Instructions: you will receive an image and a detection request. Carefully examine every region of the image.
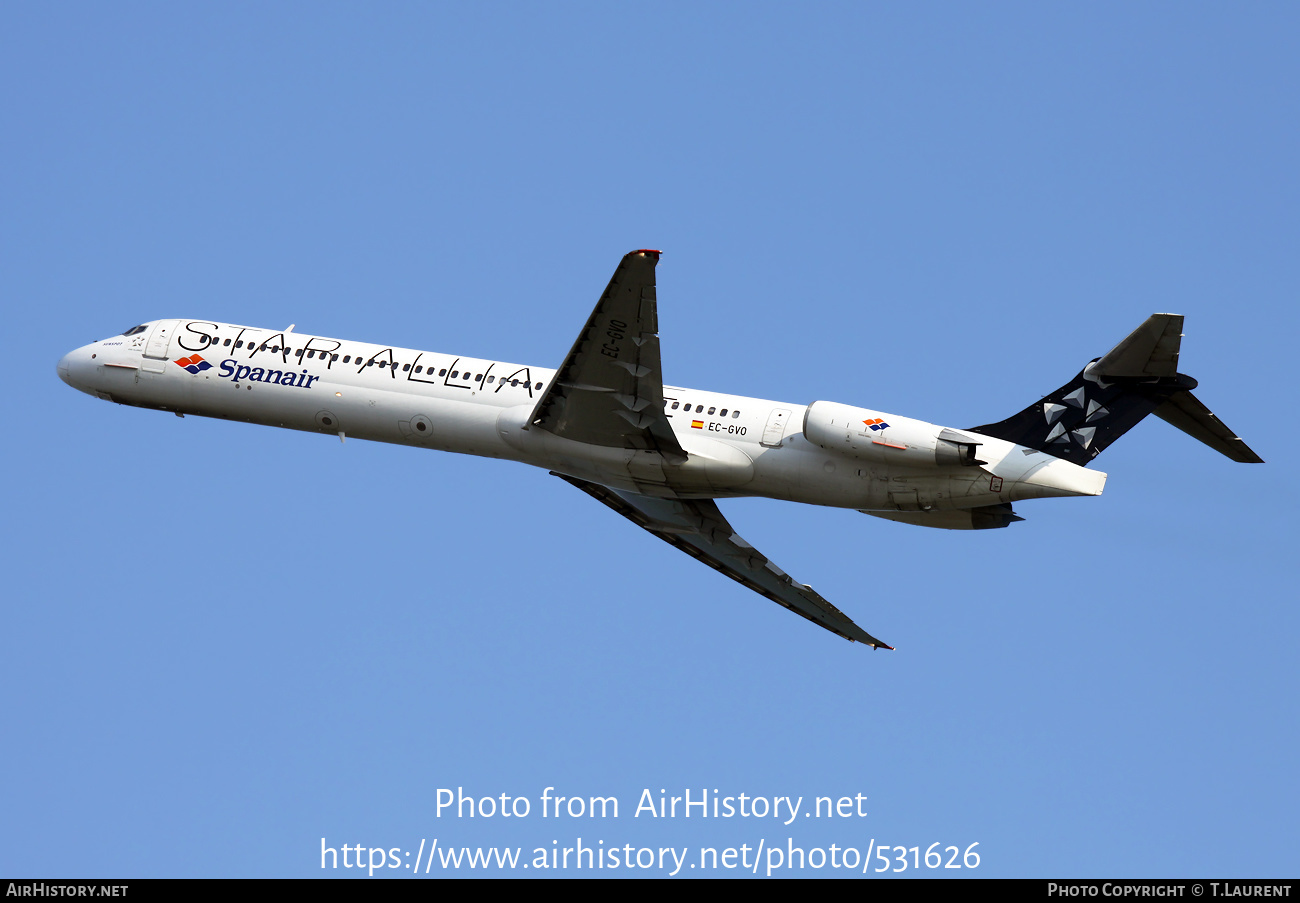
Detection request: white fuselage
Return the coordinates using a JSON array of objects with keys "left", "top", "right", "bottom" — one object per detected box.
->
[{"left": 58, "top": 318, "right": 1105, "bottom": 512}]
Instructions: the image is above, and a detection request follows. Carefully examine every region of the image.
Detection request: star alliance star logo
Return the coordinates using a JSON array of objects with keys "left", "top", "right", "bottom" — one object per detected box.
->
[{"left": 1043, "top": 385, "right": 1108, "bottom": 449}]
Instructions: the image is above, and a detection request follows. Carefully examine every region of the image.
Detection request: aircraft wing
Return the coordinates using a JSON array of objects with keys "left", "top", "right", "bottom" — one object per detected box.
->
[
  {"left": 526, "top": 250, "right": 687, "bottom": 463},
  {"left": 555, "top": 473, "right": 893, "bottom": 649}
]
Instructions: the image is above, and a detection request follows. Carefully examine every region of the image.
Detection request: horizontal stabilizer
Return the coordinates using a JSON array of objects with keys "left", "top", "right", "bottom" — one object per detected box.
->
[
  {"left": 1094, "top": 313, "right": 1184, "bottom": 378},
  {"left": 1153, "top": 390, "right": 1264, "bottom": 463},
  {"left": 860, "top": 504, "right": 1024, "bottom": 530}
]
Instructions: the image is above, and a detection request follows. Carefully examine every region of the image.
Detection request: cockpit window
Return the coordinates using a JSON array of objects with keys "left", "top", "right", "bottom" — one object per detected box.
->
[{"left": 122, "top": 325, "right": 147, "bottom": 337}]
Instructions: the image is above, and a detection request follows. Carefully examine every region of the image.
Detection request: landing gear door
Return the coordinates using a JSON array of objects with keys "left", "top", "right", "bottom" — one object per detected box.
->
[
  {"left": 141, "top": 319, "right": 181, "bottom": 373},
  {"left": 761, "top": 408, "right": 791, "bottom": 448}
]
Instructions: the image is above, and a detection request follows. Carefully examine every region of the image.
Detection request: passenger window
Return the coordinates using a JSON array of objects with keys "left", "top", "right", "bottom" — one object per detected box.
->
[
  {"left": 511, "top": 379, "right": 519, "bottom": 387},
  {"left": 671, "top": 402, "right": 679, "bottom": 410},
  {"left": 343, "top": 355, "right": 351, "bottom": 363},
  {"left": 439, "top": 369, "right": 447, "bottom": 376},
  {"left": 403, "top": 363, "right": 411, "bottom": 372},
  {"left": 486, "top": 376, "right": 495, "bottom": 383},
  {"left": 235, "top": 341, "right": 243, "bottom": 348},
  {"left": 535, "top": 382, "right": 542, "bottom": 390},
  {"left": 451, "top": 371, "right": 458, "bottom": 378},
  {"left": 696, "top": 405, "right": 704, "bottom": 413},
  {"left": 708, "top": 407, "right": 716, "bottom": 415},
  {"left": 223, "top": 338, "right": 231, "bottom": 346},
  {"left": 732, "top": 410, "right": 740, "bottom": 418},
  {"left": 331, "top": 354, "right": 339, "bottom": 362},
  {"left": 720, "top": 408, "right": 728, "bottom": 416}
]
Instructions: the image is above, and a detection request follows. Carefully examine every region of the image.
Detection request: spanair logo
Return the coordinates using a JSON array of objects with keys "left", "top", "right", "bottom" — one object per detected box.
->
[
  {"left": 175, "top": 354, "right": 212, "bottom": 374},
  {"left": 216, "top": 359, "right": 321, "bottom": 390},
  {"left": 863, "top": 418, "right": 890, "bottom": 431}
]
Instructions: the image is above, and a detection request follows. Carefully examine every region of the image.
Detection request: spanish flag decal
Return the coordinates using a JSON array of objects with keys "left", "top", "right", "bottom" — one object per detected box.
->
[{"left": 691, "top": 420, "right": 704, "bottom": 429}]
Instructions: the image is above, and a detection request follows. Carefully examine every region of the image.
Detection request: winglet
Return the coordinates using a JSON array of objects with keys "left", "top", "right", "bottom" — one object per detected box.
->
[{"left": 630, "top": 249, "right": 662, "bottom": 261}]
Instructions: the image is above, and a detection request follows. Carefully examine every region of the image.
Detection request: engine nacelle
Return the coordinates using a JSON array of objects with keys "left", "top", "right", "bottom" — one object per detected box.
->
[{"left": 802, "top": 400, "right": 986, "bottom": 469}]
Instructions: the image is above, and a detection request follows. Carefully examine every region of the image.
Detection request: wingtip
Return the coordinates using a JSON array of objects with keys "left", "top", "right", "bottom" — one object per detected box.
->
[{"left": 629, "top": 249, "right": 661, "bottom": 262}]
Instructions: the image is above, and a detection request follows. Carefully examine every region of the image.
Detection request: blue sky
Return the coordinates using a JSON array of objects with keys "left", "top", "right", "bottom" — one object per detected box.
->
[{"left": 3, "top": 3, "right": 1296, "bottom": 878}]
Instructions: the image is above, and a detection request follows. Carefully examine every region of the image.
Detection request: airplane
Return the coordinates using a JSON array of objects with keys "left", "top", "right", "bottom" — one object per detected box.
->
[{"left": 57, "top": 250, "right": 1262, "bottom": 650}]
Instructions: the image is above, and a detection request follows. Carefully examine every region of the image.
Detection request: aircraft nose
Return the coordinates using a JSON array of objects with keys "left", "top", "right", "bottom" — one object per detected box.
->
[{"left": 58, "top": 346, "right": 98, "bottom": 396}]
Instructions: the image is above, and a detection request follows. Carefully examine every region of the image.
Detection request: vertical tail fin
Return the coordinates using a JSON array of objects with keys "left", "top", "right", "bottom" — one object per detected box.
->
[{"left": 966, "top": 314, "right": 1262, "bottom": 465}]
